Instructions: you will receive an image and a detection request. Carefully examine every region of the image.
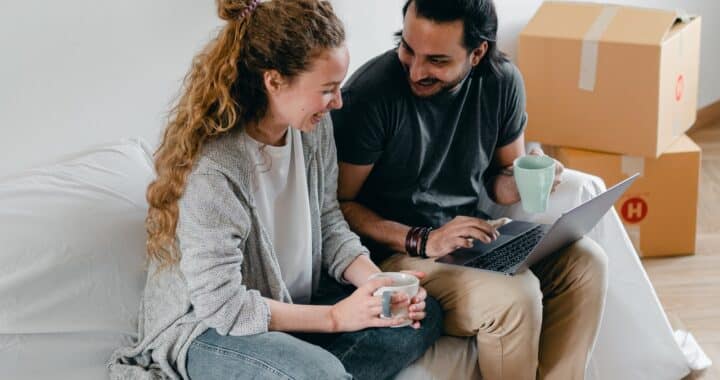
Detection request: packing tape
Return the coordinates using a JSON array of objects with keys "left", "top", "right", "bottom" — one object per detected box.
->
[
  {"left": 622, "top": 156, "right": 644, "bottom": 176},
  {"left": 578, "top": 6, "right": 619, "bottom": 92}
]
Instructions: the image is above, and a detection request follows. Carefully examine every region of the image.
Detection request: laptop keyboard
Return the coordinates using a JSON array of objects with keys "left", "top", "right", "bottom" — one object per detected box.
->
[{"left": 466, "top": 225, "right": 545, "bottom": 273}]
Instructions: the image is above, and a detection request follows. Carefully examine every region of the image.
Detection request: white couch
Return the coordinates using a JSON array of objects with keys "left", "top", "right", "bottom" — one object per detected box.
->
[{"left": 0, "top": 139, "right": 697, "bottom": 379}]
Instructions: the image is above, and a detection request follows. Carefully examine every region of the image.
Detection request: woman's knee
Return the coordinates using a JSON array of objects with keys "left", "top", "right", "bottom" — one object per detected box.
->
[
  {"left": 291, "top": 343, "right": 350, "bottom": 380},
  {"left": 187, "top": 330, "right": 350, "bottom": 380},
  {"left": 379, "top": 296, "right": 444, "bottom": 361},
  {"left": 416, "top": 296, "right": 444, "bottom": 348},
  {"left": 421, "top": 296, "right": 444, "bottom": 343}
]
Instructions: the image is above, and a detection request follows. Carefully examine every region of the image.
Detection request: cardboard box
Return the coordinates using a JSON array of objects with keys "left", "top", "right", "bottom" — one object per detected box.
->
[
  {"left": 550, "top": 135, "right": 701, "bottom": 257},
  {"left": 519, "top": 2, "right": 701, "bottom": 157}
]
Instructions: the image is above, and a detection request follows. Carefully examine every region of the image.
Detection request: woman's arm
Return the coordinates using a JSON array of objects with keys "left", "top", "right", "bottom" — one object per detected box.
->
[
  {"left": 317, "top": 116, "right": 373, "bottom": 283},
  {"left": 266, "top": 276, "right": 406, "bottom": 333},
  {"left": 341, "top": 253, "right": 431, "bottom": 330},
  {"left": 265, "top": 299, "right": 336, "bottom": 332},
  {"left": 342, "top": 254, "right": 381, "bottom": 287}
]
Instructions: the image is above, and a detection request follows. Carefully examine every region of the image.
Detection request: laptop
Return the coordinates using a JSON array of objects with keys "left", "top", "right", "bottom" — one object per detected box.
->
[{"left": 436, "top": 173, "right": 639, "bottom": 275}]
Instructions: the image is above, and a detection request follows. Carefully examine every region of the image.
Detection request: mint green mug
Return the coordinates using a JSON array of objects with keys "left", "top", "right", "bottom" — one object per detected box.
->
[{"left": 513, "top": 155, "right": 556, "bottom": 213}]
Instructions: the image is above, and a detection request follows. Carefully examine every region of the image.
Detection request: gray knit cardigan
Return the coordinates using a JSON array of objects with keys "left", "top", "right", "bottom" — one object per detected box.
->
[{"left": 108, "top": 115, "right": 369, "bottom": 379}]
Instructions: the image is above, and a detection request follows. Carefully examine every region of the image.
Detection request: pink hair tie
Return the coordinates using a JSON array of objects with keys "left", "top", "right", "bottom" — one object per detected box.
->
[{"left": 239, "top": 0, "right": 263, "bottom": 20}]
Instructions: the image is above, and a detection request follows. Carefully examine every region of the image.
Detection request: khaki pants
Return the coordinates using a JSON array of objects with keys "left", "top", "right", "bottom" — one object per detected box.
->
[{"left": 380, "top": 237, "right": 608, "bottom": 380}]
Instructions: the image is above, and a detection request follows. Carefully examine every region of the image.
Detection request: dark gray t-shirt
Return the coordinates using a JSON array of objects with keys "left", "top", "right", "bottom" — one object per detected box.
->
[{"left": 332, "top": 50, "right": 526, "bottom": 258}]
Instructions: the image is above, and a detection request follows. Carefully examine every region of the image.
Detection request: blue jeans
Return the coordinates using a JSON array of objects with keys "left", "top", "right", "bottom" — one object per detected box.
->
[{"left": 186, "top": 278, "right": 444, "bottom": 380}]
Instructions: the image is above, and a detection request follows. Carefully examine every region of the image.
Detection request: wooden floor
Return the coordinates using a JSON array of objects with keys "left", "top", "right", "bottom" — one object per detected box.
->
[{"left": 643, "top": 122, "right": 720, "bottom": 380}]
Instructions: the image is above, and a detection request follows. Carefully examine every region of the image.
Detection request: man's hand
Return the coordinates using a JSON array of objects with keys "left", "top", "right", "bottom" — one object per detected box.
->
[
  {"left": 424, "top": 216, "right": 500, "bottom": 258},
  {"left": 528, "top": 147, "right": 564, "bottom": 192}
]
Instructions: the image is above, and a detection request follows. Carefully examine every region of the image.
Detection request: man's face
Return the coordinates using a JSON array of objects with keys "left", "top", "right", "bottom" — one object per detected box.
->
[{"left": 397, "top": 2, "right": 482, "bottom": 98}]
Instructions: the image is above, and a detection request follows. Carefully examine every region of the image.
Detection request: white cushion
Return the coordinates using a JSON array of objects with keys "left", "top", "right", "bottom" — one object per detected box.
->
[
  {"left": 0, "top": 139, "right": 154, "bottom": 379},
  {"left": 487, "top": 169, "right": 692, "bottom": 380},
  {"left": 0, "top": 144, "right": 694, "bottom": 380},
  {"left": 397, "top": 336, "right": 481, "bottom": 380}
]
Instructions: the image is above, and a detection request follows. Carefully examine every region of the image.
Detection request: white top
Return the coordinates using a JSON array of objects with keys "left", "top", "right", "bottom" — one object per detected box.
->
[{"left": 243, "top": 128, "right": 313, "bottom": 304}]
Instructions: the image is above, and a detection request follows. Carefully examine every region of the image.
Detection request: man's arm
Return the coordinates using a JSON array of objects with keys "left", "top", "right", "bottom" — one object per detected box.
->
[
  {"left": 338, "top": 162, "right": 499, "bottom": 258},
  {"left": 488, "top": 134, "right": 525, "bottom": 205},
  {"left": 337, "top": 162, "right": 411, "bottom": 253}
]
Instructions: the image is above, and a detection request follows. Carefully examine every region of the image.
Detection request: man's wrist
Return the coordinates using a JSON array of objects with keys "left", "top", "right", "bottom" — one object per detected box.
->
[
  {"left": 405, "top": 226, "right": 432, "bottom": 258},
  {"left": 492, "top": 172, "right": 521, "bottom": 205},
  {"left": 499, "top": 165, "right": 514, "bottom": 176}
]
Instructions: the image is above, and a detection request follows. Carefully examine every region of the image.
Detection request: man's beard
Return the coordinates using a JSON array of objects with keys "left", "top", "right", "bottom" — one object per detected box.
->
[{"left": 406, "top": 63, "right": 472, "bottom": 98}]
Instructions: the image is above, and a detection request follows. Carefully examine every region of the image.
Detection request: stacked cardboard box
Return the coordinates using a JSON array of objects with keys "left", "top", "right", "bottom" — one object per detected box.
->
[{"left": 518, "top": 2, "right": 702, "bottom": 257}]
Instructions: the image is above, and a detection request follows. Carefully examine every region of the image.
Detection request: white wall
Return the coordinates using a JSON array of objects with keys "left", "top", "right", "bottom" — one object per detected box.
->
[
  {"left": 332, "top": 0, "right": 719, "bottom": 106},
  {"left": 0, "top": 1, "right": 221, "bottom": 178},
  {"left": 331, "top": 0, "right": 406, "bottom": 78},
  {"left": 1, "top": 0, "right": 718, "bottom": 178}
]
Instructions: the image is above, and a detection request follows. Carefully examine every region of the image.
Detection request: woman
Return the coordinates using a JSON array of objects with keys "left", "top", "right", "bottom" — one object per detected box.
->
[{"left": 108, "top": 0, "right": 443, "bottom": 379}]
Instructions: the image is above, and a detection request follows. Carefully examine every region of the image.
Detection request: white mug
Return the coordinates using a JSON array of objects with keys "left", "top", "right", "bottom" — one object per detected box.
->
[{"left": 369, "top": 272, "right": 419, "bottom": 328}]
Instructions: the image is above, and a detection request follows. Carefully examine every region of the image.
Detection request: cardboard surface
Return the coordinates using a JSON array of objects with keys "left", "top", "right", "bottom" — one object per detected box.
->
[
  {"left": 519, "top": 2, "right": 701, "bottom": 157},
  {"left": 551, "top": 135, "right": 701, "bottom": 257}
]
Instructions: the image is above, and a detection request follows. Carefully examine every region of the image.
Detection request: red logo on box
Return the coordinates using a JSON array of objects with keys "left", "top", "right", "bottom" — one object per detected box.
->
[
  {"left": 621, "top": 197, "right": 648, "bottom": 224},
  {"left": 675, "top": 74, "right": 684, "bottom": 102}
]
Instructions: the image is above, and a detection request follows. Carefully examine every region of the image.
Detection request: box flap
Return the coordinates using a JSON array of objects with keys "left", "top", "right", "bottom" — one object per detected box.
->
[
  {"left": 664, "top": 15, "right": 699, "bottom": 42},
  {"left": 664, "top": 134, "right": 701, "bottom": 154},
  {"left": 521, "top": 2, "right": 605, "bottom": 41},
  {"left": 603, "top": 6, "right": 682, "bottom": 45},
  {"left": 521, "top": 1, "right": 686, "bottom": 46}
]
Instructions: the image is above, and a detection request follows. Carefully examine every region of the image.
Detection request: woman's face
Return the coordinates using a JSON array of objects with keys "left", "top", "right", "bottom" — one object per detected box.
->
[{"left": 266, "top": 45, "right": 349, "bottom": 132}]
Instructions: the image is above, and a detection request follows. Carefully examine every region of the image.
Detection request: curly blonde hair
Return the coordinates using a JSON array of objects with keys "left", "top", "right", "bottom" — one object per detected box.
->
[{"left": 146, "top": 0, "right": 345, "bottom": 269}]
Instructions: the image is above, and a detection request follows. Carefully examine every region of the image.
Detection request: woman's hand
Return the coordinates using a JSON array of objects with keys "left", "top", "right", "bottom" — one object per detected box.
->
[
  {"left": 329, "top": 277, "right": 410, "bottom": 332},
  {"left": 401, "top": 271, "right": 429, "bottom": 329}
]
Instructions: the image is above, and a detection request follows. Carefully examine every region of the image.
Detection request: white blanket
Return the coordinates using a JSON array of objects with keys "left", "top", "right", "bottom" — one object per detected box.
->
[
  {"left": 0, "top": 140, "right": 702, "bottom": 380},
  {"left": 492, "top": 170, "right": 693, "bottom": 380},
  {"left": 400, "top": 169, "right": 697, "bottom": 380}
]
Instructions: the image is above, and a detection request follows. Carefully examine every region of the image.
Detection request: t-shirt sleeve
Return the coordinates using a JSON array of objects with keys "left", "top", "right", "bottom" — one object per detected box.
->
[
  {"left": 331, "top": 89, "right": 387, "bottom": 165},
  {"left": 496, "top": 64, "right": 528, "bottom": 147}
]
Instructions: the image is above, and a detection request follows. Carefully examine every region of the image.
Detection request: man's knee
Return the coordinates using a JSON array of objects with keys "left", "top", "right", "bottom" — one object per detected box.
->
[
  {"left": 564, "top": 236, "right": 608, "bottom": 288},
  {"left": 487, "top": 278, "right": 543, "bottom": 334},
  {"left": 451, "top": 273, "right": 543, "bottom": 336}
]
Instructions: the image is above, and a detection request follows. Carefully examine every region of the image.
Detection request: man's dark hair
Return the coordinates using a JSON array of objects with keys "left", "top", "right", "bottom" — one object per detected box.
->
[{"left": 400, "top": 0, "right": 508, "bottom": 76}]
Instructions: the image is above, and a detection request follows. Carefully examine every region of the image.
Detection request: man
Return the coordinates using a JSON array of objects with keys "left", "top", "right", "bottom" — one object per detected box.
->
[{"left": 331, "top": 1, "right": 608, "bottom": 379}]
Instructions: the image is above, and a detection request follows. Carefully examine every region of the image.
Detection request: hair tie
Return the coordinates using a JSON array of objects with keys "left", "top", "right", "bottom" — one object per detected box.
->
[{"left": 239, "top": 0, "right": 268, "bottom": 20}]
